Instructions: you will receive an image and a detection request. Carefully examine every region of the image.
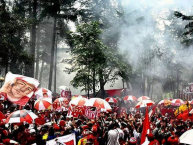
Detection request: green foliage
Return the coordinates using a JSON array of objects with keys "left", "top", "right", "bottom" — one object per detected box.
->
[
  {"left": 0, "top": 1, "right": 33, "bottom": 74},
  {"left": 174, "top": 11, "right": 193, "bottom": 46},
  {"left": 66, "top": 21, "right": 132, "bottom": 95}
]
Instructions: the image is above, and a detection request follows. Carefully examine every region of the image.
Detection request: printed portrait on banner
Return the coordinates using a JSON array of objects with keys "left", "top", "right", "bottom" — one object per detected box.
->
[{"left": 0, "top": 72, "right": 39, "bottom": 106}]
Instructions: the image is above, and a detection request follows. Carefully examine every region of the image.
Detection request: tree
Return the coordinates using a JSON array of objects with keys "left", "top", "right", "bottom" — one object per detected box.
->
[
  {"left": 174, "top": 11, "right": 193, "bottom": 46},
  {"left": 66, "top": 21, "right": 132, "bottom": 98},
  {"left": 39, "top": 0, "right": 79, "bottom": 91},
  {"left": 0, "top": 0, "right": 33, "bottom": 75}
]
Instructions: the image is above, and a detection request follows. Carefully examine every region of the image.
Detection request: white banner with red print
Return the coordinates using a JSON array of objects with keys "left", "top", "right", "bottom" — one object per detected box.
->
[
  {"left": 46, "top": 133, "right": 76, "bottom": 145},
  {"left": 59, "top": 86, "right": 71, "bottom": 100}
]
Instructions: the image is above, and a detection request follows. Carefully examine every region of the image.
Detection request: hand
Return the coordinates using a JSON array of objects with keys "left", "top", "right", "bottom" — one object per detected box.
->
[{"left": 0, "top": 80, "right": 12, "bottom": 93}]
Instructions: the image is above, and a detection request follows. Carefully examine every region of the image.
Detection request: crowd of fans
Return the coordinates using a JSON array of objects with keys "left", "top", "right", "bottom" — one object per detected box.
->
[{"left": 0, "top": 98, "right": 192, "bottom": 145}]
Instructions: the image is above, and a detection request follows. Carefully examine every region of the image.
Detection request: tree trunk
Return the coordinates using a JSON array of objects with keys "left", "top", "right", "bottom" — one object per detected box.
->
[
  {"left": 141, "top": 72, "right": 145, "bottom": 95},
  {"left": 54, "top": 33, "right": 58, "bottom": 94},
  {"left": 48, "top": 16, "right": 57, "bottom": 90},
  {"left": 99, "top": 69, "right": 105, "bottom": 99},
  {"left": 126, "top": 81, "right": 132, "bottom": 95},
  {"left": 29, "top": 0, "right": 37, "bottom": 77},
  {"left": 93, "top": 68, "right": 95, "bottom": 97},
  {"left": 39, "top": 60, "right": 44, "bottom": 85},
  {"left": 35, "top": 26, "right": 40, "bottom": 79}
]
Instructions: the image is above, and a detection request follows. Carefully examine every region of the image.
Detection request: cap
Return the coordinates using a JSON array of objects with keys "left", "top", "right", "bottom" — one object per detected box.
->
[
  {"left": 147, "top": 133, "right": 154, "bottom": 138},
  {"left": 129, "top": 137, "right": 137, "bottom": 144},
  {"left": 59, "top": 120, "right": 65, "bottom": 126},
  {"left": 53, "top": 124, "right": 60, "bottom": 130},
  {"left": 30, "top": 129, "right": 36, "bottom": 134},
  {"left": 2, "top": 130, "right": 9, "bottom": 136}
]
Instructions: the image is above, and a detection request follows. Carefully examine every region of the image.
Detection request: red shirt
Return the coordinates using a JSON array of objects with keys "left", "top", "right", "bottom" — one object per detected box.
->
[
  {"left": 35, "top": 116, "right": 45, "bottom": 126},
  {"left": 148, "top": 139, "right": 160, "bottom": 145}
]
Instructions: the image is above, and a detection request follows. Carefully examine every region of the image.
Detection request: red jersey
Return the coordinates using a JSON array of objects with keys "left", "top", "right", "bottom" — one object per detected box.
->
[{"left": 149, "top": 139, "right": 160, "bottom": 145}]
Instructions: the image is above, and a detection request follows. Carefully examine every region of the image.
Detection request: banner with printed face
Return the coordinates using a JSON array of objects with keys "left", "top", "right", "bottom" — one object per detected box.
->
[
  {"left": 46, "top": 133, "right": 76, "bottom": 145},
  {"left": 59, "top": 86, "right": 71, "bottom": 100},
  {"left": 84, "top": 106, "right": 101, "bottom": 119},
  {"left": 0, "top": 72, "right": 39, "bottom": 106}
]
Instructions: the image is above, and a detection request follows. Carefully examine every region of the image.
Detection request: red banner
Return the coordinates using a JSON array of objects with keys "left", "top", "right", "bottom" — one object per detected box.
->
[
  {"left": 106, "top": 89, "right": 124, "bottom": 96},
  {"left": 84, "top": 106, "right": 101, "bottom": 119},
  {"left": 72, "top": 106, "right": 85, "bottom": 117}
]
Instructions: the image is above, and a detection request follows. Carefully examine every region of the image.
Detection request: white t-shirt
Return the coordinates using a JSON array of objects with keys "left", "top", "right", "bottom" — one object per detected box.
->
[{"left": 107, "top": 128, "right": 124, "bottom": 145}]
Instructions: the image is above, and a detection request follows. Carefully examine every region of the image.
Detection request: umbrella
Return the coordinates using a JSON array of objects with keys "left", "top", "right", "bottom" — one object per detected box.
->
[
  {"left": 85, "top": 98, "right": 112, "bottom": 112},
  {"left": 35, "top": 88, "right": 52, "bottom": 99},
  {"left": 179, "top": 129, "right": 193, "bottom": 145},
  {"left": 6, "top": 110, "right": 38, "bottom": 124},
  {"left": 158, "top": 99, "right": 171, "bottom": 105},
  {"left": 135, "top": 100, "right": 154, "bottom": 108},
  {"left": 69, "top": 97, "right": 88, "bottom": 106},
  {"left": 189, "top": 100, "right": 193, "bottom": 105},
  {"left": 71, "top": 95, "right": 87, "bottom": 100},
  {"left": 34, "top": 98, "right": 52, "bottom": 111},
  {"left": 137, "top": 96, "right": 150, "bottom": 101},
  {"left": 105, "top": 97, "right": 118, "bottom": 103},
  {"left": 171, "top": 99, "right": 184, "bottom": 106},
  {"left": 124, "top": 95, "right": 137, "bottom": 101}
]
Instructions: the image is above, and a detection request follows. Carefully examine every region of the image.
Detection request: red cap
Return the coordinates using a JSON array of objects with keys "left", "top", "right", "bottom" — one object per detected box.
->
[
  {"left": 3, "top": 139, "right": 10, "bottom": 143},
  {"left": 92, "top": 125, "right": 97, "bottom": 132},
  {"left": 167, "top": 136, "right": 179, "bottom": 144},
  {"left": 147, "top": 133, "right": 154, "bottom": 138},
  {"left": 87, "top": 134, "right": 94, "bottom": 139},
  {"left": 3, "top": 130, "right": 9, "bottom": 136},
  {"left": 59, "top": 120, "right": 65, "bottom": 126},
  {"left": 53, "top": 124, "right": 60, "bottom": 130},
  {"left": 82, "top": 125, "right": 89, "bottom": 130}
]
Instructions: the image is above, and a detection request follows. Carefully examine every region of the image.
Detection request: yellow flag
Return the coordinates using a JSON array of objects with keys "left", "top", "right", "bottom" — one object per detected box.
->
[{"left": 174, "top": 101, "right": 191, "bottom": 116}]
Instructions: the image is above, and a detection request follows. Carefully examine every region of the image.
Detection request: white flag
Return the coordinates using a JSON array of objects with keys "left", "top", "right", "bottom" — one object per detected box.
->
[{"left": 46, "top": 133, "right": 76, "bottom": 145}]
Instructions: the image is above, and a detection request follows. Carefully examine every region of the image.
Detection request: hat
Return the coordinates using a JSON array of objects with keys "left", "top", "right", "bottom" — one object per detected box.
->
[
  {"left": 92, "top": 126, "right": 97, "bottom": 132},
  {"left": 167, "top": 136, "right": 179, "bottom": 144},
  {"left": 53, "top": 124, "right": 60, "bottom": 130},
  {"left": 147, "top": 133, "right": 154, "bottom": 139},
  {"left": 83, "top": 129, "right": 90, "bottom": 136},
  {"left": 30, "top": 129, "right": 36, "bottom": 134},
  {"left": 59, "top": 120, "right": 65, "bottom": 126},
  {"left": 82, "top": 125, "right": 89, "bottom": 130},
  {"left": 3, "top": 139, "right": 18, "bottom": 144},
  {"left": 87, "top": 134, "right": 94, "bottom": 140},
  {"left": 129, "top": 137, "right": 137, "bottom": 144},
  {"left": 2, "top": 130, "right": 9, "bottom": 136}
]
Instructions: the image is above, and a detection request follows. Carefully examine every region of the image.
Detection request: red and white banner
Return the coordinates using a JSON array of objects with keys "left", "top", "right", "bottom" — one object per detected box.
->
[
  {"left": 84, "top": 106, "right": 101, "bottom": 119},
  {"left": 59, "top": 86, "right": 71, "bottom": 100},
  {"left": 52, "top": 98, "right": 69, "bottom": 111},
  {"left": 71, "top": 106, "right": 85, "bottom": 117},
  {"left": 46, "top": 133, "right": 76, "bottom": 145}
]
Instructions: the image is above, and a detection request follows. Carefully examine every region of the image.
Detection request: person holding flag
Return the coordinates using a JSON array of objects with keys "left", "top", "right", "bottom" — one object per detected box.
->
[{"left": 140, "top": 107, "right": 160, "bottom": 145}]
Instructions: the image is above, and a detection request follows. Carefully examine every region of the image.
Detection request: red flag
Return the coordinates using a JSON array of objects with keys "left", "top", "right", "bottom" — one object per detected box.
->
[
  {"left": 149, "top": 103, "right": 157, "bottom": 117},
  {"left": 140, "top": 107, "right": 150, "bottom": 145}
]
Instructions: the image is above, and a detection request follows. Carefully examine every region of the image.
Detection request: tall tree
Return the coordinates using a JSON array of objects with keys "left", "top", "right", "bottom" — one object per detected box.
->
[
  {"left": 0, "top": 0, "right": 33, "bottom": 75},
  {"left": 66, "top": 21, "right": 132, "bottom": 98}
]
